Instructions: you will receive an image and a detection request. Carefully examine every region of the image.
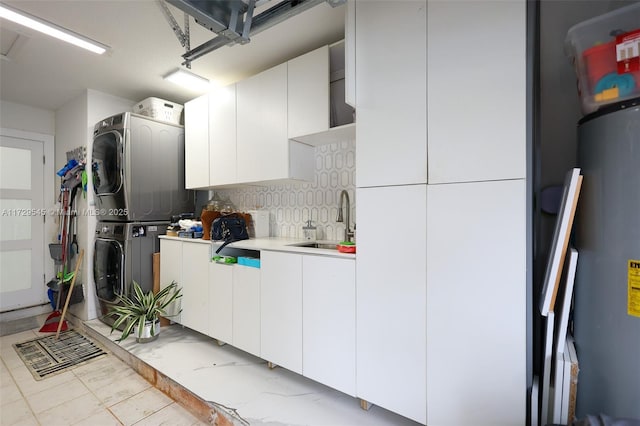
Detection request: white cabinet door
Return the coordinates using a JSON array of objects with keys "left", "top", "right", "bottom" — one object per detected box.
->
[
  {"left": 232, "top": 264, "right": 261, "bottom": 357},
  {"left": 302, "top": 255, "right": 356, "bottom": 396},
  {"left": 356, "top": 185, "right": 427, "bottom": 424},
  {"left": 236, "top": 64, "right": 288, "bottom": 183},
  {"left": 427, "top": 0, "right": 526, "bottom": 184},
  {"left": 345, "top": 0, "right": 356, "bottom": 107},
  {"left": 425, "top": 180, "right": 526, "bottom": 426},
  {"left": 209, "top": 262, "right": 233, "bottom": 343},
  {"left": 355, "top": 0, "right": 427, "bottom": 188},
  {"left": 260, "top": 251, "right": 303, "bottom": 374},
  {"left": 210, "top": 84, "right": 237, "bottom": 186},
  {"left": 159, "top": 239, "right": 183, "bottom": 322},
  {"left": 287, "top": 45, "right": 329, "bottom": 139},
  {"left": 184, "top": 94, "right": 210, "bottom": 189},
  {"left": 181, "top": 243, "right": 210, "bottom": 335}
]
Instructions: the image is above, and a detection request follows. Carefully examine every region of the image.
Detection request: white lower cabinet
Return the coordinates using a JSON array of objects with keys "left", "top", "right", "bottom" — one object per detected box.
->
[
  {"left": 302, "top": 256, "right": 356, "bottom": 396},
  {"left": 356, "top": 181, "right": 526, "bottom": 425},
  {"left": 232, "top": 264, "right": 261, "bottom": 357},
  {"left": 159, "top": 238, "right": 184, "bottom": 322},
  {"left": 260, "top": 251, "right": 303, "bottom": 374},
  {"left": 356, "top": 185, "right": 427, "bottom": 424},
  {"left": 161, "top": 240, "right": 364, "bottom": 407},
  {"left": 180, "top": 243, "right": 210, "bottom": 336},
  {"left": 209, "top": 262, "right": 233, "bottom": 344},
  {"left": 425, "top": 180, "right": 526, "bottom": 426}
]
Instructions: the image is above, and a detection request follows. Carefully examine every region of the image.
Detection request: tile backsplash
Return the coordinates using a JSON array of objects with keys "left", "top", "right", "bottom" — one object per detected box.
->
[{"left": 211, "top": 140, "right": 355, "bottom": 241}]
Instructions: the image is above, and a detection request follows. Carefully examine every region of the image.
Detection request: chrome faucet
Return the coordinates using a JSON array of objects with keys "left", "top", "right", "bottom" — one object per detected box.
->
[{"left": 336, "top": 190, "right": 354, "bottom": 242}]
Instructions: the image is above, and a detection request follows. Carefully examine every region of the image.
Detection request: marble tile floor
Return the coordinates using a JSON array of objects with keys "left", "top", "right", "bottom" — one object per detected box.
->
[
  {"left": 1, "top": 313, "right": 421, "bottom": 425},
  {"left": 81, "top": 318, "right": 422, "bottom": 426},
  {"left": 0, "top": 313, "right": 207, "bottom": 426}
]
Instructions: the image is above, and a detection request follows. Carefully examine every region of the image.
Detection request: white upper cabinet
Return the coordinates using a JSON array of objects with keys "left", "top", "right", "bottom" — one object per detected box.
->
[
  {"left": 186, "top": 43, "right": 365, "bottom": 188},
  {"left": 288, "top": 45, "right": 329, "bottom": 140},
  {"left": 427, "top": 0, "right": 526, "bottom": 184},
  {"left": 236, "top": 64, "right": 314, "bottom": 184},
  {"left": 184, "top": 94, "right": 209, "bottom": 189},
  {"left": 355, "top": 0, "right": 427, "bottom": 188},
  {"left": 288, "top": 42, "right": 356, "bottom": 147},
  {"left": 345, "top": 0, "right": 356, "bottom": 108},
  {"left": 209, "top": 84, "right": 237, "bottom": 186},
  {"left": 236, "top": 64, "right": 287, "bottom": 184}
]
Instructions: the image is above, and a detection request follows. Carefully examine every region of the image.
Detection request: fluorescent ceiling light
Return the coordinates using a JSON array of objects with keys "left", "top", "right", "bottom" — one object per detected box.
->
[
  {"left": 0, "top": 2, "right": 108, "bottom": 54},
  {"left": 164, "top": 68, "right": 211, "bottom": 92}
]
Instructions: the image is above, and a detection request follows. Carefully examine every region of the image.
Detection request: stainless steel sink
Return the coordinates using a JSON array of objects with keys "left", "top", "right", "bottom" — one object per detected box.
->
[{"left": 288, "top": 242, "right": 338, "bottom": 250}]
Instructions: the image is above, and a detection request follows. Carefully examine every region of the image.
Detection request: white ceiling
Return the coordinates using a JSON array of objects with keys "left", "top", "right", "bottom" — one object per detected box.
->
[{"left": 0, "top": 0, "right": 346, "bottom": 111}]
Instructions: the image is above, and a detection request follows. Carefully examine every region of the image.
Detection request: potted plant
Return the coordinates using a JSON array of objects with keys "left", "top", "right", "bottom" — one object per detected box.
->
[{"left": 108, "top": 280, "right": 182, "bottom": 343}]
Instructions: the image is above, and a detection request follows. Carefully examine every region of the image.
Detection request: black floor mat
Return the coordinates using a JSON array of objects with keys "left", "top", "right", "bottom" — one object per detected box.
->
[{"left": 13, "top": 329, "right": 107, "bottom": 380}]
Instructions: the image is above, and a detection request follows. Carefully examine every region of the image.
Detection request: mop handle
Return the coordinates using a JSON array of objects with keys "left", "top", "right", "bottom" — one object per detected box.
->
[{"left": 56, "top": 249, "right": 84, "bottom": 339}]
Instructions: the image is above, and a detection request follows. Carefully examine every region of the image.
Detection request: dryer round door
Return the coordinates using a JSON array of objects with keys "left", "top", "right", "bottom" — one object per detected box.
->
[{"left": 94, "top": 238, "right": 124, "bottom": 303}]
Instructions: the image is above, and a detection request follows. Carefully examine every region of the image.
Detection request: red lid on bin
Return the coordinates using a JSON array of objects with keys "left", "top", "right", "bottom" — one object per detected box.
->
[{"left": 582, "top": 41, "right": 617, "bottom": 87}]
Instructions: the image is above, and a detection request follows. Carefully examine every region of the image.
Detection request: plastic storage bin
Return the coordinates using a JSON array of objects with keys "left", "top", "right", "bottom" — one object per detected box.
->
[
  {"left": 565, "top": 3, "right": 640, "bottom": 114},
  {"left": 135, "top": 97, "right": 184, "bottom": 125}
]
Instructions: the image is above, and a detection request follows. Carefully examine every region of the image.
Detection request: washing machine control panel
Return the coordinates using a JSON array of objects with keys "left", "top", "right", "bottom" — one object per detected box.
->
[{"left": 95, "top": 223, "right": 125, "bottom": 238}]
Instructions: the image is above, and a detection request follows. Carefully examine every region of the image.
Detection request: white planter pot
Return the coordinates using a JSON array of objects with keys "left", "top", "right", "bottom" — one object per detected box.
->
[{"left": 134, "top": 319, "right": 161, "bottom": 343}]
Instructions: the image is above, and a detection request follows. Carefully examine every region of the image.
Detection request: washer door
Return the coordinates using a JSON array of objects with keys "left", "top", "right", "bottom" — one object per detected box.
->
[
  {"left": 93, "top": 238, "right": 124, "bottom": 302},
  {"left": 92, "top": 130, "right": 122, "bottom": 196}
]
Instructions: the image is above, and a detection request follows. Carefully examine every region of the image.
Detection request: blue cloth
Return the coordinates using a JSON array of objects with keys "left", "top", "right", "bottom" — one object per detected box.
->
[
  {"left": 47, "top": 288, "right": 56, "bottom": 309},
  {"left": 594, "top": 73, "right": 636, "bottom": 97},
  {"left": 56, "top": 158, "right": 78, "bottom": 177}
]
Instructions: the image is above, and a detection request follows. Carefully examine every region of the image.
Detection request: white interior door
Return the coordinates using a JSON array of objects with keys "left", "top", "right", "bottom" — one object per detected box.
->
[{"left": 0, "top": 135, "right": 46, "bottom": 312}]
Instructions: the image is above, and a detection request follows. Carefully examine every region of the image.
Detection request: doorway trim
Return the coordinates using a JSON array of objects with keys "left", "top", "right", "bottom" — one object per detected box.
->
[{"left": 0, "top": 127, "right": 55, "bottom": 321}]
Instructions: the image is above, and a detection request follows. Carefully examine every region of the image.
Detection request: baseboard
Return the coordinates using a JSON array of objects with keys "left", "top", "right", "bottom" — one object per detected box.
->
[{"left": 0, "top": 304, "right": 52, "bottom": 323}]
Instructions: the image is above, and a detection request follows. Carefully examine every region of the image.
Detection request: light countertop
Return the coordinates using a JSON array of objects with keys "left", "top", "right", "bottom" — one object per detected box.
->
[{"left": 159, "top": 235, "right": 356, "bottom": 259}]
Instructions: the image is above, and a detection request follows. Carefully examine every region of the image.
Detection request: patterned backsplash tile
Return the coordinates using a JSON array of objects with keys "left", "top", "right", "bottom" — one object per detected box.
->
[{"left": 211, "top": 140, "right": 355, "bottom": 241}]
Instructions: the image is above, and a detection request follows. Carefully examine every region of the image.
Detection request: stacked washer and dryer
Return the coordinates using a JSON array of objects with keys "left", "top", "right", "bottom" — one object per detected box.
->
[{"left": 91, "top": 112, "right": 194, "bottom": 327}]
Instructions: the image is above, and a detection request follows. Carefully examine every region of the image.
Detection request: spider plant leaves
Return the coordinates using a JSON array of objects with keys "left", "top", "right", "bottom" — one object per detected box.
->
[{"left": 108, "top": 280, "right": 182, "bottom": 343}]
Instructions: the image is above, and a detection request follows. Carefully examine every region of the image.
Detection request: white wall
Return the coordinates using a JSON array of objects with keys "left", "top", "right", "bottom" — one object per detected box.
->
[
  {"left": 536, "top": 0, "right": 637, "bottom": 296},
  {"left": 0, "top": 100, "right": 55, "bottom": 135},
  {"left": 55, "top": 95, "right": 89, "bottom": 319},
  {"left": 539, "top": 0, "right": 634, "bottom": 188},
  {"left": 55, "top": 90, "right": 134, "bottom": 321}
]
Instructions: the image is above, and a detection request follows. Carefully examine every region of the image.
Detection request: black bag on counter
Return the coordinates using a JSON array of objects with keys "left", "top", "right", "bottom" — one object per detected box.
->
[{"left": 212, "top": 213, "right": 249, "bottom": 254}]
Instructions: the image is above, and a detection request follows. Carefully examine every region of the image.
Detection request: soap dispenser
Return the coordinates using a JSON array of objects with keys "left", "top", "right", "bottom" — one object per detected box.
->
[{"left": 302, "top": 220, "right": 317, "bottom": 241}]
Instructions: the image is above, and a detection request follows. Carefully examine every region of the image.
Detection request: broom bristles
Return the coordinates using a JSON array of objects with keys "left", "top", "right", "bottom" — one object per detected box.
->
[{"left": 39, "top": 311, "right": 68, "bottom": 333}]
